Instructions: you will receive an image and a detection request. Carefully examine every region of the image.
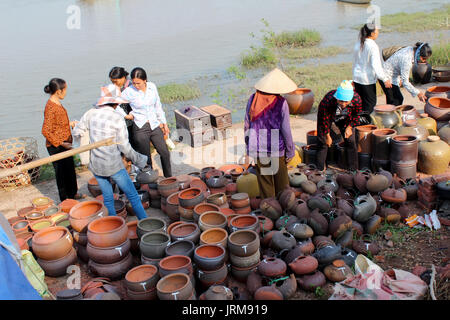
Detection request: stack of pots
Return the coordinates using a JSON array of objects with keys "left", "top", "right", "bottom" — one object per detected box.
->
[
  {"left": 157, "top": 273, "right": 196, "bottom": 300},
  {"left": 206, "top": 170, "right": 227, "bottom": 195},
  {"left": 356, "top": 125, "right": 377, "bottom": 170},
  {"left": 87, "top": 216, "right": 132, "bottom": 279},
  {"left": 125, "top": 264, "right": 160, "bottom": 300},
  {"left": 31, "top": 196, "right": 54, "bottom": 212},
  {"left": 32, "top": 226, "right": 77, "bottom": 277},
  {"left": 230, "top": 193, "right": 251, "bottom": 215},
  {"left": 372, "top": 128, "right": 397, "bottom": 171},
  {"left": 390, "top": 135, "right": 419, "bottom": 180},
  {"left": 178, "top": 187, "right": 205, "bottom": 222},
  {"left": 138, "top": 217, "right": 168, "bottom": 266},
  {"left": 69, "top": 200, "right": 108, "bottom": 262},
  {"left": 228, "top": 230, "right": 260, "bottom": 282},
  {"left": 194, "top": 244, "right": 228, "bottom": 289},
  {"left": 157, "top": 177, "right": 180, "bottom": 211}
]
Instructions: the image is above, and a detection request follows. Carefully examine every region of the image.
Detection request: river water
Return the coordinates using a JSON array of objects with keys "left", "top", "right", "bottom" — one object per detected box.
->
[{"left": 0, "top": 0, "right": 447, "bottom": 156}]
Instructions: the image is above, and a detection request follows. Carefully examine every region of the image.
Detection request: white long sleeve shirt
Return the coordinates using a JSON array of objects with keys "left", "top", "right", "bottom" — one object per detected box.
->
[
  {"left": 121, "top": 81, "right": 167, "bottom": 130},
  {"left": 353, "top": 38, "right": 389, "bottom": 85},
  {"left": 383, "top": 46, "right": 420, "bottom": 97}
]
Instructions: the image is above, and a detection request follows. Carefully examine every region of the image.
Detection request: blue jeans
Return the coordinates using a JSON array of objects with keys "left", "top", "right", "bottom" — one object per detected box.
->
[{"left": 94, "top": 169, "right": 147, "bottom": 220}]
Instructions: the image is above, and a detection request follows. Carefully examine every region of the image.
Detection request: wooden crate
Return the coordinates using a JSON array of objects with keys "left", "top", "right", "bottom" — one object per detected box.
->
[
  {"left": 213, "top": 126, "right": 232, "bottom": 140},
  {"left": 176, "top": 127, "right": 214, "bottom": 148},
  {"left": 174, "top": 106, "right": 211, "bottom": 132},
  {"left": 200, "top": 105, "right": 232, "bottom": 129}
]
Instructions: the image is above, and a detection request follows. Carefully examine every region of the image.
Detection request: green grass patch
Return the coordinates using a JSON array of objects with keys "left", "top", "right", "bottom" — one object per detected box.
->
[
  {"left": 158, "top": 83, "right": 201, "bottom": 104},
  {"left": 429, "top": 41, "right": 450, "bottom": 66},
  {"left": 358, "top": 5, "right": 450, "bottom": 33},
  {"left": 268, "top": 29, "right": 322, "bottom": 48},
  {"left": 280, "top": 46, "right": 347, "bottom": 61},
  {"left": 285, "top": 62, "right": 353, "bottom": 112},
  {"left": 227, "top": 65, "right": 247, "bottom": 80},
  {"left": 241, "top": 46, "right": 278, "bottom": 68},
  {"left": 37, "top": 163, "right": 55, "bottom": 182}
]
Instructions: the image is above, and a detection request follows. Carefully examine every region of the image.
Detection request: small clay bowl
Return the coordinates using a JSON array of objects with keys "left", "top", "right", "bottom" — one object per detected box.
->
[
  {"left": 87, "top": 216, "right": 128, "bottom": 248},
  {"left": 25, "top": 211, "right": 44, "bottom": 221},
  {"left": 193, "top": 244, "right": 226, "bottom": 271},
  {"left": 197, "top": 263, "right": 228, "bottom": 287},
  {"left": 17, "top": 206, "right": 34, "bottom": 218},
  {"left": 165, "top": 240, "right": 195, "bottom": 258},
  {"left": 231, "top": 193, "right": 250, "bottom": 208},
  {"left": 167, "top": 221, "right": 186, "bottom": 237},
  {"left": 156, "top": 273, "right": 193, "bottom": 300},
  {"left": 193, "top": 203, "right": 221, "bottom": 223},
  {"left": 43, "top": 206, "right": 60, "bottom": 217},
  {"left": 206, "top": 193, "right": 227, "bottom": 207},
  {"left": 140, "top": 231, "right": 171, "bottom": 259},
  {"left": 178, "top": 188, "right": 205, "bottom": 209},
  {"left": 8, "top": 216, "right": 25, "bottom": 226},
  {"left": 69, "top": 200, "right": 107, "bottom": 233},
  {"left": 31, "top": 196, "right": 54, "bottom": 211},
  {"left": 198, "top": 211, "right": 227, "bottom": 232},
  {"left": 29, "top": 219, "right": 55, "bottom": 233},
  {"left": 125, "top": 264, "right": 160, "bottom": 292},
  {"left": 158, "top": 255, "right": 193, "bottom": 278},
  {"left": 199, "top": 228, "right": 228, "bottom": 248},
  {"left": 59, "top": 199, "right": 80, "bottom": 213},
  {"left": 228, "top": 229, "right": 260, "bottom": 257},
  {"left": 170, "top": 223, "right": 200, "bottom": 244},
  {"left": 137, "top": 217, "right": 167, "bottom": 239}
]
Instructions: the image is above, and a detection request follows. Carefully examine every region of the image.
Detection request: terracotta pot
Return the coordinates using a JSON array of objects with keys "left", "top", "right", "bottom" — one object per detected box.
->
[
  {"left": 352, "top": 237, "right": 380, "bottom": 255},
  {"left": 257, "top": 215, "right": 274, "bottom": 233},
  {"left": 418, "top": 113, "right": 438, "bottom": 136},
  {"left": 289, "top": 255, "right": 318, "bottom": 276},
  {"left": 72, "top": 230, "right": 88, "bottom": 246},
  {"left": 49, "top": 212, "right": 70, "bottom": 226},
  {"left": 233, "top": 205, "right": 251, "bottom": 215},
  {"left": 140, "top": 231, "right": 170, "bottom": 259},
  {"left": 87, "top": 177, "right": 102, "bottom": 197},
  {"left": 43, "top": 206, "right": 60, "bottom": 217},
  {"left": 137, "top": 217, "right": 167, "bottom": 239},
  {"left": 313, "top": 244, "right": 342, "bottom": 265},
  {"left": 69, "top": 200, "right": 107, "bottom": 233},
  {"left": 370, "top": 104, "right": 402, "bottom": 129},
  {"left": 287, "top": 222, "right": 313, "bottom": 240},
  {"left": 230, "top": 193, "right": 250, "bottom": 209},
  {"left": 418, "top": 135, "right": 450, "bottom": 175},
  {"left": 328, "top": 214, "right": 352, "bottom": 239},
  {"left": 260, "top": 197, "right": 283, "bottom": 220},
  {"left": 336, "top": 173, "right": 354, "bottom": 189},
  {"left": 166, "top": 221, "right": 185, "bottom": 237},
  {"left": 228, "top": 230, "right": 259, "bottom": 257},
  {"left": 438, "top": 121, "right": 450, "bottom": 143},
  {"left": 12, "top": 219, "right": 30, "bottom": 234},
  {"left": 229, "top": 215, "right": 260, "bottom": 234},
  {"left": 37, "top": 247, "right": 77, "bottom": 277},
  {"left": 284, "top": 88, "right": 315, "bottom": 115},
  {"left": 158, "top": 255, "right": 193, "bottom": 278},
  {"left": 8, "top": 216, "right": 25, "bottom": 226},
  {"left": 197, "top": 211, "right": 227, "bottom": 232},
  {"left": 231, "top": 263, "right": 259, "bottom": 283},
  {"left": 275, "top": 273, "right": 297, "bottom": 300},
  {"left": 353, "top": 194, "right": 377, "bottom": 223},
  {"left": 32, "top": 226, "right": 73, "bottom": 260},
  {"left": 297, "top": 270, "right": 326, "bottom": 292},
  {"left": 204, "top": 169, "right": 224, "bottom": 180},
  {"left": 127, "top": 287, "right": 157, "bottom": 300},
  {"left": 177, "top": 187, "right": 205, "bottom": 209},
  {"left": 193, "top": 203, "right": 220, "bottom": 222},
  {"left": 366, "top": 174, "right": 389, "bottom": 193},
  {"left": 246, "top": 271, "right": 263, "bottom": 295},
  {"left": 194, "top": 244, "right": 226, "bottom": 271},
  {"left": 340, "top": 247, "right": 358, "bottom": 267},
  {"left": 206, "top": 193, "right": 227, "bottom": 207},
  {"left": 189, "top": 179, "right": 208, "bottom": 193},
  {"left": 204, "top": 285, "right": 233, "bottom": 300},
  {"left": 141, "top": 254, "right": 163, "bottom": 267},
  {"left": 157, "top": 273, "right": 193, "bottom": 300},
  {"left": 396, "top": 104, "right": 420, "bottom": 123},
  {"left": 126, "top": 220, "right": 138, "bottom": 240},
  {"left": 278, "top": 188, "right": 297, "bottom": 211},
  {"left": 88, "top": 252, "right": 133, "bottom": 279},
  {"left": 356, "top": 125, "right": 377, "bottom": 153},
  {"left": 274, "top": 214, "right": 298, "bottom": 231},
  {"left": 178, "top": 206, "right": 194, "bottom": 221},
  {"left": 31, "top": 196, "right": 54, "bottom": 212},
  {"left": 86, "top": 238, "right": 131, "bottom": 264},
  {"left": 29, "top": 219, "right": 55, "bottom": 233},
  {"left": 365, "top": 215, "right": 382, "bottom": 235},
  {"left": 258, "top": 257, "right": 286, "bottom": 278},
  {"left": 200, "top": 228, "right": 228, "bottom": 248},
  {"left": 425, "top": 97, "right": 450, "bottom": 121},
  {"left": 17, "top": 206, "right": 34, "bottom": 218},
  {"left": 254, "top": 284, "right": 284, "bottom": 300},
  {"left": 250, "top": 197, "right": 262, "bottom": 210},
  {"left": 157, "top": 177, "right": 180, "bottom": 197},
  {"left": 324, "top": 259, "right": 353, "bottom": 282},
  {"left": 25, "top": 211, "right": 44, "bottom": 221},
  {"left": 87, "top": 216, "right": 128, "bottom": 248},
  {"left": 225, "top": 182, "right": 238, "bottom": 195},
  {"left": 294, "top": 199, "right": 311, "bottom": 219},
  {"left": 307, "top": 209, "right": 329, "bottom": 235},
  {"left": 198, "top": 263, "right": 228, "bottom": 286},
  {"left": 381, "top": 188, "right": 407, "bottom": 203},
  {"left": 412, "top": 62, "right": 432, "bottom": 84},
  {"left": 206, "top": 175, "right": 227, "bottom": 189},
  {"left": 165, "top": 240, "right": 195, "bottom": 258},
  {"left": 426, "top": 86, "right": 450, "bottom": 99},
  {"left": 352, "top": 220, "right": 365, "bottom": 236},
  {"left": 379, "top": 207, "right": 401, "bottom": 224},
  {"left": 170, "top": 222, "right": 200, "bottom": 244},
  {"left": 229, "top": 250, "right": 261, "bottom": 268}
]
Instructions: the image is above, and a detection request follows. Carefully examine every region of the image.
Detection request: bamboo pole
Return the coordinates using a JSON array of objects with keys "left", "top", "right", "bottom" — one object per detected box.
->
[{"left": 0, "top": 138, "right": 116, "bottom": 179}]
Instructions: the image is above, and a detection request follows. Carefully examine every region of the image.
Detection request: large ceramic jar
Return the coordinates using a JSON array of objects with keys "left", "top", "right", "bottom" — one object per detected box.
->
[
  {"left": 236, "top": 171, "right": 260, "bottom": 198},
  {"left": 395, "top": 105, "right": 419, "bottom": 123},
  {"left": 412, "top": 62, "right": 432, "bottom": 84},
  {"left": 370, "top": 105, "right": 402, "bottom": 129},
  {"left": 390, "top": 135, "right": 419, "bottom": 164},
  {"left": 418, "top": 136, "right": 450, "bottom": 175},
  {"left": 425, "top": 97, "right": 450, "bottom": 121},
  {"left": 418, "top": 113, "right": 437, "bottom": 136},
  {"left": 355, "top": 125, "right": 377, "bottom": 154},
  {"left": 284, "top": 88, "right": 315, "bottom": 115},
  {"left": 425, "top": 86, "right": 450, "bottom": 99},
  {"left": 396, "top": 119, "right": 429, "bottom": 141},
  {"left": 438, "top": 121, "right": 450, "bottom": 144}
]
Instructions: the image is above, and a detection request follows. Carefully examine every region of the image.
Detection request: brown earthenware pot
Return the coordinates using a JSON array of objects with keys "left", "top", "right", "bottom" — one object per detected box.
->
[
  {"left": 87, "top": 216, "right": 128, "bottom": 248},
  {"left": 32, "top": 226, "right": 73, "bottom": 260},
  {"left": 37, "top": 247, "right": 77, "bottom": 277},
  {"left": 69, "top": 200, "right": 107, "bottom": 233},
  {"left": 258, "top": 257, "right": 287, "bottom": 278}
]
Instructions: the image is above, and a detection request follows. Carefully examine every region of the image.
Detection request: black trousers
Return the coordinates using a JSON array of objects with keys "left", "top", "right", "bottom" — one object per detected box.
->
[
  {"left": 132, "top": 122, "right": 172, "bottom": 177},
  {"left": 379, "top": 80, "right": 404, "bottom": 106},
  {"left": 354, "top": 82, "right": 377, "bottom": 114},
  {"left": 316, "top": 122, "right": 358, "bottom": 171},
  {"left": 47, "top": 145, "right": 78, "bottom": 201}
]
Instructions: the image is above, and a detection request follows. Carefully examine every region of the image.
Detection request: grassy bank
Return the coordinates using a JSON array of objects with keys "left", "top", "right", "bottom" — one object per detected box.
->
[
  {"left": 429, "top": 41, "right": 450, "bottom": 66},
  {"left": 159, "top": 82, "right": 201, "bottom": 104}
]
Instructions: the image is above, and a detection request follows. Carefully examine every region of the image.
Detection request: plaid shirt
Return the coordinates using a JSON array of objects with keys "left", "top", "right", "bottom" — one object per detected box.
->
[
  {"left": 317, "top": 90, "right": 362, "bottom": 137},
  {"left": 72, "top": 106, "right": 147, "bottom": 177}
]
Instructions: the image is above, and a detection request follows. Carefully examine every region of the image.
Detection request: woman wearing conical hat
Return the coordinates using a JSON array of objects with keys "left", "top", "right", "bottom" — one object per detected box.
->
[{"left": 244, "top": 68, "right": 296, "bottom": 199}]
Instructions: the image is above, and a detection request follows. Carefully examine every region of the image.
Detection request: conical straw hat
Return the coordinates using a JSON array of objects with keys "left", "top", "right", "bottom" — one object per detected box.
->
[{"left": 254, "top": 68, "right": 298, "bottom": 94}]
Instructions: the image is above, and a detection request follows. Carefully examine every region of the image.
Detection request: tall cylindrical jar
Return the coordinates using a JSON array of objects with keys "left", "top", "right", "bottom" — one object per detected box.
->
[{"left": 390, "top": 135, "right": 419, "bottom": 164}]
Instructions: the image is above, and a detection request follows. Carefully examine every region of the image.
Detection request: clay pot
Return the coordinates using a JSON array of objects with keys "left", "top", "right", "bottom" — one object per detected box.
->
[
  {"left": 289, "top": 172, "right": 308, "bottom": 187},
  {"left": 275, "top": 273, "right": 297, "bottom": 300},
  {"left": 165, "top": 192, "right": 179, "bottom": 221},
  {"left": 198, "top": 263, "right": 228, "bottom": 286},
  {"left": 204, "top": 285, "right": 233, "bottom": 300},
  {"left": 37, "top": 247, "right": 77, "bottom": 277},
  {"left": 335, "top": 229, "right": 354, "bottom": 248},
  {"left": 246, "top": 271, "right": 263, "bottom": 295},
  {"left": 43, "top": 206, "right": 60, "bottom": 217},
  {"left": 336, "top": 173, "right": 354, "bottom": 189},
  {"left": 69, "top": 200, "right": 107, "bottom": 233},
  {"left": 87, "top": 216, "right": 128, "bottom": 248},
  {"left": 381, "top": 188, "right": 407, "bottom": 203},
  {"left": 25, "top": 211, "right": 44, "bottom": 221},
  {"left": 307, "top": 195, "right": 332, "bottom": 213},
  {"left": 17, "top": 206, "right": 34, "bottom": 218},
  {"left": 137, "top": 217, "right": 167, "bottom": 239},
  {"left": 229, "top": 215, "right": 259, "bottom": 234},
  {"left": 370, "top": 104, "right": 402, "bottom": 129},
  {"left": 257, "top": 215, "right": 274, "bottom": 233},
  {"left": 193, "top": 203, "right": 220, "bottom": 223},
  {"left": 165, "top": 240, "right": 195, "bottom": 258},
  {"left": 141, "top": 254, "right": 162, "bottom": 267},
  {"left": 307, "top": 209, "right": 329, "bottom": 236},
  {"left": 270, "top": 230, "right": 296, "bottom": 251},
  {"left": 260, "top": 197, "right": 283, "bottom": 220},
  {"left": 200, "top": 228, "right": 228, "bottom": 248},
  {"left": 32, "top": 226, "right": 73, "bottom": 260},
  {"left": 8, "top": 216, "right": 25, "bottom": 226},
  {"left": 136, "top": 168, "right": 159, "bottom": 184},
  {"left": 31, "top": 196, "right": 54, "bottom": 212},
  {"left": 351, "top": 220, "right": 364, "bottom": 236},
  {"left": 88, "top": 252, "right": 133, "bottom": 279},
  {"left": 157, "top": 177, "right": 180, "bottom": 198},
  {"left": 229, "top": 250, "right": 261, "bottom": 268},
  {"left": 228, "top": 230, "right": 259, "bottom": 257},
  {"left": 328, "top": 214, "right": 352, "bottom": 239},
  {"left": 86, "top": 238, "right": 130, "bottom": 264},
  {"left": 127, "top": 287, "right": 157, "bottom": 300},
  {"left": 230, "top": 193, "right": 250, "bottom": 209},
  {"left": 324, "top": 259, "right": 353, "bottom": 282},
  {"left": 356, "top": 125, "right": 377, "bottom": 153},
  {"left": 353, "top": 194, "right": 377, "bottom": 223},
  {"left": 418, "top": 136, "right": 450, "bottom": 175},
  {"left": 294, "top": 199, "right": 311, "bottom": 219},
  {"left": 87, "top": 177, "right": 102, "bottom": 197},
  {"left": 178, "top": 188, "right": 205, "bottom": 209},
  {"left": 289, "top": 255, "right": 318, "bottom": 275},
  {"left": 366, "top": 174, "right": 389, "bottom": 193},
  {"left": 352, "top": 237, "right": 380, "bottom": 255},
  {"left": 379, "top": 207, "right": 401, "bottom": 224},
  {"left": 287, "top": 222, "right": 314, "bottom": 240},
  {"left": 372, "top": 128, "right": 397, "bottom": 161},
  {"left": 258, "top": 257, "right": 287, "bottom": 278},
  {"left": 206, "top": 193, "right": 227, "bottom": 207},
  {"left": 170, "top": 223, "right": 200, "bottom": 244},
  {"left": 274, "top": 214, "right": 298, "bottom": 230},
  {"left": 418, "top": 113, "right": 438, "bottom": 136},
  {"left": 198, "top": 211, "right": 227, "bottom": 232},
  {"left": 250, "top": 197, "right": 262, "bottom": 210},
  {"left": 336, "top": 199, "right": 354, "bottom": 218},
  {"left": 297, "top": 270, "right": 326, "bottom": 292},
  {"left": 284, "top": 88, "right": 314, "bottom": 115},
  {"left": 340, "top": 247, "right": 358, "bottom": 267},
  {"left": 140, "top": 231, "right": 170, "bottom": 259},
  {"left": 396, "top": 104, "right": 420, "bottom": 122},
  {"left": 193, "top": 244, "right": 226, "bottom": 271},
  {"left": 313, "top": 244, "right": 342, "bottom": 265},
  {"left": 73, "top": 230, "right": 88, "bottom": 246},
  {"left": 412, "top": 62, "right": 432, "bottom": 84},
  {"left": 425, "top": 97, "right": 450, "bottom": 121},
  {"left": 29, "top": 219, "right": 55, "bottom": 233},
  {"left": 365, "top": 215, "right": 383, "bottom": 234},
  {"left": 254, "top": 285, "right": 284, "bottom": 300},
  {"left": 396, "top": 119, "right": 429, "bottom": 142},
  {"left": 206, "top": 175, "right": 227, "bottom": 189},
  {"left": 204, "top": 169, "right": 224, "bottom": 180},
  {"left": 426, "top": 86, "right": 450, "bottom": 99},
  {"left": 438, "top": 121, "right": 450, "bottom": 144},
  {"left": 159, "top": 255, "right": 193, "bottom": 278},
  {"left": 232, "top": 205, "right": 252, "bottom": 215}
]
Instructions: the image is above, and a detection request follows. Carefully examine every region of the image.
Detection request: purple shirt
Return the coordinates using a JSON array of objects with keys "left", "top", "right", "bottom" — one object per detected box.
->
[{"left": 244, "top": 93, "right": 295, "bottom": 159}]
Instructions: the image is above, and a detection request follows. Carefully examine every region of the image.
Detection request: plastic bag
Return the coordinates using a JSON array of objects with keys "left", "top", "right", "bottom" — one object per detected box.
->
[{"left": 21, "top": 250, "right": 51, "bottom": 299}]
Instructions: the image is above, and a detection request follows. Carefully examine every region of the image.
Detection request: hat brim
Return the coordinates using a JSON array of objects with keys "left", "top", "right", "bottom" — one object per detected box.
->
[{"left": 254, "top": 68, "right": 298, "bottom": 94}]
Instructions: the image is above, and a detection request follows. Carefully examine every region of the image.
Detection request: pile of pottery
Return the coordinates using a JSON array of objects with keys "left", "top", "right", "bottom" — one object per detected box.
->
[
  {"left": 32, "top": 226, "right": 76, "bottom": 277},
  {"left": 138, "top": 217, "right": 169, "bottom": 266},
  {"left": 86, "top": 216, "right": 132, "bottom": 279}
]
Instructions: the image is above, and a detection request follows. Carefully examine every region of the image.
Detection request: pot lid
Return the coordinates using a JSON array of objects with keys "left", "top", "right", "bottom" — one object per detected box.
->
[{"left": 427, "top": 135, "right": 440, "bottom": 142}]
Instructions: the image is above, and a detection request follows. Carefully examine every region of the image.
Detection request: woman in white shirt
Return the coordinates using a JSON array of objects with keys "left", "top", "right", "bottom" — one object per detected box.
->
[
  {"left": 380, "top": 42, "right": 431, "bottom": 106},
  {"left": 121, "top": 67, "right": 172, "bottom": 177},
  {"left": 353, "top": 23, "right": 392, "bottom": 121}
]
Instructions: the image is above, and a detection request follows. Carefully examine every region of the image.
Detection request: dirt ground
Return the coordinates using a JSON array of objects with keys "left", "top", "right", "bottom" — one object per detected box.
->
[{"left": 1, "top": 81, "right": 449, "bottom": 300}]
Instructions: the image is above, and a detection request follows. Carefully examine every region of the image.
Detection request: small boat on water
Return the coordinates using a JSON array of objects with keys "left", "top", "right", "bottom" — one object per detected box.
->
[{"left": 337, "top": 0, "right": 371, "bottom": 4}]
